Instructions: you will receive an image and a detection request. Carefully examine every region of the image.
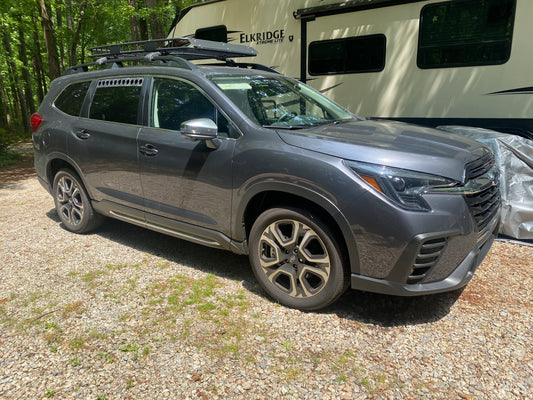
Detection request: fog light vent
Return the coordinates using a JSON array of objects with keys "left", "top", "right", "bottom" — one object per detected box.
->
[{"left": 407, "top": 238, "right": 447, "bottom": 284}]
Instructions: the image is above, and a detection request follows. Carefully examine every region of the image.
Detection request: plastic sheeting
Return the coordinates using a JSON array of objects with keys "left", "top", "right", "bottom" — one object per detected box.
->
[{"left": 438, "top": 126, "right": 533, "bottom": 240}]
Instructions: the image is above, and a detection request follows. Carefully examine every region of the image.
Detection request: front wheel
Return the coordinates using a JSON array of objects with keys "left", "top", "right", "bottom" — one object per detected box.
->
[
  {"left": 249, "top": 208, "right": 347, "bottom": 310},
  {"left": 52, "top": 169, "right": 103, "bottom": 233}
]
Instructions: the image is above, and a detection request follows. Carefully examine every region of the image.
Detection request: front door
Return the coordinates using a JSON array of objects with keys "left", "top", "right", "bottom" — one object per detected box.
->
[{"left": 138, "top": 77, "right": 238, "bottom": 239}]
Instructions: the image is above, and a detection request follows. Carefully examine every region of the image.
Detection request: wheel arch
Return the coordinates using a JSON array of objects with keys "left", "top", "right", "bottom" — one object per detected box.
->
[
  {"left": 45, "top": 154, "right": 93, "bottom": 198},
  {"left": 237, "top": 184, "right": 360, "bottom": 275}
]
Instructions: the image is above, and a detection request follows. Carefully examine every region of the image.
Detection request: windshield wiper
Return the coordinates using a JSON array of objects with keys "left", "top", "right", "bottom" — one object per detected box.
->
[
  {"left": 262, "top": 125, "right": 306, "bottom": 130},
  {"left": 325, "top": 118, "right": 355, "bottom": 125}
]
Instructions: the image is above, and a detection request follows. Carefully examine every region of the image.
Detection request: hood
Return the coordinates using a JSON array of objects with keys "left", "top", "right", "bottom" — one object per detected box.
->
[{"left": 277, "top": 119, "right": 489, "bottom": 181}]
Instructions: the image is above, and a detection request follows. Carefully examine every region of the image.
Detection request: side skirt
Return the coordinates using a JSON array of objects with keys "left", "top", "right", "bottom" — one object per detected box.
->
[{"left": 92, "top": 200, "right": 247, "bottom": 255}]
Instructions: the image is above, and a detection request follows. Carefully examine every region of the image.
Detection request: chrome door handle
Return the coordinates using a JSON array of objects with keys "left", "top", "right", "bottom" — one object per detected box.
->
[
  {"left": 139, "top": 144, "right": 159, "bottom": 156},
  {"left": 75, "top": 129, "right": 90, "bottom": 139}
]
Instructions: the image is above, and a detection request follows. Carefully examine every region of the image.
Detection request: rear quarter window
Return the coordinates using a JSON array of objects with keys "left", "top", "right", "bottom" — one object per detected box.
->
[
  {"left": 54, "top": 81, "right": 91, "bottom": 116},
  {"left": 89, "top": 78, "right": 144, "bottom": 125}
]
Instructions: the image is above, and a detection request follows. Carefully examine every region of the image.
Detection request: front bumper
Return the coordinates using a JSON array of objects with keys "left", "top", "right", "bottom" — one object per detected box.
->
[{"left": 350, "top": 208, "right": 500, "bottom": 296}]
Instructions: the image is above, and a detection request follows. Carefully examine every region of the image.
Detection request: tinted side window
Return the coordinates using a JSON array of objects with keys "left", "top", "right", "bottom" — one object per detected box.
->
[
  {"left": 54, "top": 81, "right": 90, "bottom": 116},
  {"left": 309, "top": 34, "right": 386, "bottom": 75},
  {"left": 195, "top": 25, "right": 227, "bottom": 42},
  {"left": 418, "top": 0, "right": 515, "bottom": 68},
  {"left": 150, "top": 78, "right": 237, "bottom": 138},
  {"left": 89, "top": 78, "right": 144, "bottom": 124}
]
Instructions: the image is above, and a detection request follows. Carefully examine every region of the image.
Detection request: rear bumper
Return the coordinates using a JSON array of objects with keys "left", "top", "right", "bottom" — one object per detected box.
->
[{"left": 350, "top": 210, "right": 499, "bottom": 296}]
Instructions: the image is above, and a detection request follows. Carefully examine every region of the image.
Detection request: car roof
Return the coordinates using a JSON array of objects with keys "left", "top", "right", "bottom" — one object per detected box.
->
[{"left": 197, "top": 65, "right": 283, "bottom": 78}]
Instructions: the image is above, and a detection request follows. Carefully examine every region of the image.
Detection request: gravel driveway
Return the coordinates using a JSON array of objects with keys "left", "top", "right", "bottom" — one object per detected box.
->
[{"left": 0, "top": 169, "right": 531, "bottom": 399}]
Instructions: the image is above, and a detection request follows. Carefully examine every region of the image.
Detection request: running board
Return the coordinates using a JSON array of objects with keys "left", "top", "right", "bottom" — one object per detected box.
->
[
  {"left": 109, "top": 210, "right": 223, "bottom": 248},
  {"left": 93, "top": 200, "right": 247, "bottom": 255}
]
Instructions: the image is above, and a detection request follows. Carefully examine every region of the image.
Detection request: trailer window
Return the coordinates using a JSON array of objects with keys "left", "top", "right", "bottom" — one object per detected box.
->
[
  {"left": 308, "top": 34, "right": 386, "bottom": 76},
  {"left": 195, "top": 25, "right": 227, "bottom": 43},
  {"left": 418, "top": 0, "right": 515, "bottom": 69}
]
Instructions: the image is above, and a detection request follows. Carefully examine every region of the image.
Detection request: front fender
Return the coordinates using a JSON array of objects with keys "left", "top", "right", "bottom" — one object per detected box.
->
[{"left": 233, "top": 179, "right": 361, "bottom": 275}]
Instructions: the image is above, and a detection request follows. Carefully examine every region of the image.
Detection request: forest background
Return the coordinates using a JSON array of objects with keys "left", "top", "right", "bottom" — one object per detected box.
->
[{"left": 0, "top": 0, "right": 204, "bottom": 164}]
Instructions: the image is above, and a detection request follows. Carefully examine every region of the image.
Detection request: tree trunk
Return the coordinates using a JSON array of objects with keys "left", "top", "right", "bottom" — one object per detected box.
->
[
  {"left": 128, "top": 0, "right": 141, "bottom": 43},
  {"left": 146, "top": 0, "right": 166, "bottom": 39},
  {"left": 17, "top": 16, "right": 36, "bottom": 114},
  {"left": 56, "top": 6, "right": 66, "bottom": 71},
  {"left": 68, "top": 0, "right": 88, "bottom": 67},
  {"left": 32, "top": 16, "right": 47, "bottom": 103},
  {"left": 2, "top": 29, "right": 29, "bottom": 133},
  {"left": 0, "top": 74, "right": 10, "bottom": 130},
  {"left": 139, "top": 17, "right": 149, "bottom": 41},
  {"left": 38, "top": 0, "right": 61, "bottom": 80}
]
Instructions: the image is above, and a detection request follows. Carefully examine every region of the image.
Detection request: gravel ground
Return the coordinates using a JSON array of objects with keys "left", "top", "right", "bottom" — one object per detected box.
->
[{"left": 0, "top": 165, "right": 532, "bottom": 399}]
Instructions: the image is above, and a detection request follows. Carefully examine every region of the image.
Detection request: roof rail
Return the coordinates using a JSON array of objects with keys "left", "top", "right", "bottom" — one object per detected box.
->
[{"left": 62, "top": 38, "right": 264, "bottom": 76}]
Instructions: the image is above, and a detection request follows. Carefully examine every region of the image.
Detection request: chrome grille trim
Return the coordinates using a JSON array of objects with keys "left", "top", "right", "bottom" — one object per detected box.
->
[
  {"left": 465, "top": 152, "right": 494, "bottom": 181},
  {"left": 463, "top": 153, "right": 501, "bottom": 235},
  {"left": 465, "top": 185, "right": 501, "bottom": 233}
]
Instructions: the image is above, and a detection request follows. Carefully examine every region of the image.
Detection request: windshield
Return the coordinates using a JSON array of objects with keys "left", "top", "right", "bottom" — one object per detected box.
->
[{"left": 211, "top": 75, "right": 354, "bottom": 129}]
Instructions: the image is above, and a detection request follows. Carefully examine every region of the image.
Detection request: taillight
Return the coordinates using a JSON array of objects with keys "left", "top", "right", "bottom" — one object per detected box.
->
[{"left": 31, "top": 113, "right": 43, "bottom": 132}]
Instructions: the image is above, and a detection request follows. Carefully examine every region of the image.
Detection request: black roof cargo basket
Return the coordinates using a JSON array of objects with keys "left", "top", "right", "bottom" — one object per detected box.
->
[
  {"left": 63, "top": 38, "right": 277, "bottom": 75},
  {"left": 88, "top": 38, "right": 257, "bottom": 60}
]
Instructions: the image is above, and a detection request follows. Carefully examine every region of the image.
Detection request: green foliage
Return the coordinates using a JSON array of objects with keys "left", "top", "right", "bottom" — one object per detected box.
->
[
  {"left": 0, "top": 0, "right": 205, "bottom": 135},
  {"left": 118, "top": 342, "right": 139, "bottom": 352},
  {"left": 0, "top": 128, "right": 23, "bottom": 167},
  {"left": 0, "top": 128, "right": 14, "bottom": 153}
]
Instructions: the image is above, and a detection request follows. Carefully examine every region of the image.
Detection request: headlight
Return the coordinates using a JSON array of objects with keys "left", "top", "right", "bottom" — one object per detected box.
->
[{"left": 345, "top": 160, "right": 458, "bottom": 211}]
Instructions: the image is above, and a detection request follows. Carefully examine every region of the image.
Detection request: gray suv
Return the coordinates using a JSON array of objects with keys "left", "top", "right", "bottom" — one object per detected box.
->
[{"left": 32, "top": 39, "right": 501, "bottom": 310}]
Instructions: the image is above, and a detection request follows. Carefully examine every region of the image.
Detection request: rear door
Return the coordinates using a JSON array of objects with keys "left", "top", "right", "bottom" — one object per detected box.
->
[
  {"left": 68, "top": 77, "right": 145, "bottom": 212},
  {"left": 138, "top": 77, "right": 238, "bottom": 238}
]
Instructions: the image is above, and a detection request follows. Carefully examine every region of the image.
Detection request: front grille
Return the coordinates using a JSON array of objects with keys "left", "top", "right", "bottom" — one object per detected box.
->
[
  {"left": 464, "top": 152, "right": 500, "bottom": 234},
  {"left": 465, "top": 151, "right": 494, "bottom": 181},
  {"left": 465, "top": 185, "right": 501, "bottom": 233},
  {"left": 407, "top": 237, "right": 447, "bottom": 284}
]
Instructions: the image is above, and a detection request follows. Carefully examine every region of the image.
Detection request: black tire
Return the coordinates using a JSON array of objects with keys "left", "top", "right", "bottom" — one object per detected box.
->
[
  {"left": 249, "top": 207, "right": 347, "bottom": 311},
  {"left": 52, "top": 169, "right": 103, "bottom": 233}
]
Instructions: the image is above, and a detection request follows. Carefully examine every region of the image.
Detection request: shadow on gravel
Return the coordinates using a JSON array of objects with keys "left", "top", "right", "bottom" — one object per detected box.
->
[
  {"left": 47, "top": 209, "right": 463, "bottom": 326},
  {"left": 49, "top": 208, "right": 254, "bottom": 283},
  {"left": 45, "top": 209, "right": 61, "bottom": 223},
  {"left": 330, "top": 288, "right": 464, "bottom": 327}
]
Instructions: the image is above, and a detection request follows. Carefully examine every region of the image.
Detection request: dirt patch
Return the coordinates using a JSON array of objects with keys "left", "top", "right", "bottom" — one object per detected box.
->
[
  {"left": 0, "top": 141, "right": 36, "bottom": 186},
  {"left": 0, "top": 154, "right": 36, "bottom": 186}
]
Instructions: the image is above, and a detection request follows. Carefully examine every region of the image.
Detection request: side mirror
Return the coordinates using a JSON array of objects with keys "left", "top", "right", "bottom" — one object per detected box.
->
[{"left": 181, "top": 118, "right": 218, "bottom": 141}]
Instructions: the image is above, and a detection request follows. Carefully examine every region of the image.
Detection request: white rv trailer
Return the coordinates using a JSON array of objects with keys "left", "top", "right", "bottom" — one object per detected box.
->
[{"left": 168, "top": 0, "right": 533, "bottom": 139}]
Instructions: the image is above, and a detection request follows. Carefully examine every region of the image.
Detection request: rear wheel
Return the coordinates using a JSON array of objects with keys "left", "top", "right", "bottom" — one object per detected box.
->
[
  {"left": 249, "top": 208, "right": 347, "bottom": 310},
  {"left": 52, "top": 169, "right": 103, "bottom": 233}
]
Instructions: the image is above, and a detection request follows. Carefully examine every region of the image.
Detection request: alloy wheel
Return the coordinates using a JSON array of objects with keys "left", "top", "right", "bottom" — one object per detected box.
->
[
  {"left": 56, "top": 175, "right": 84, "bottom": 227},
  {"left": 258, "top": 219, "right": 331, "bottom": 299}
]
